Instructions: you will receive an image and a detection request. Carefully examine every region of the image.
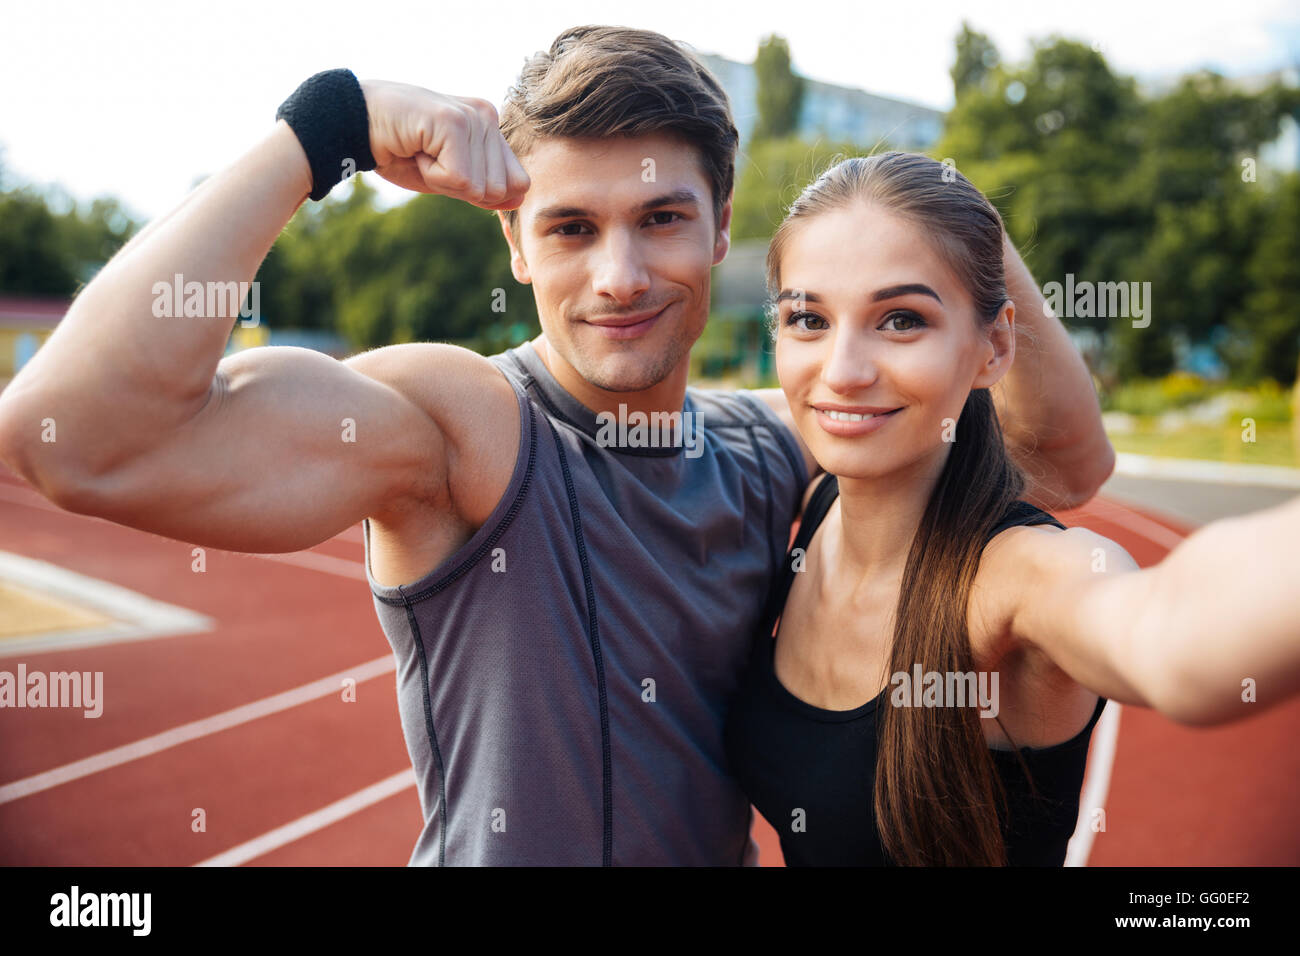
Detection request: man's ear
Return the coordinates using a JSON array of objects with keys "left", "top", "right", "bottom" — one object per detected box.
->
[
  {"left": 712, "top": 192, "right": 733, "bottom": 267},
  {"left": 972, "top": 300, "right": 1015, "bottom": 390},
  {"left": 497, "top": 211, "right": 532, "bottom": 285}
]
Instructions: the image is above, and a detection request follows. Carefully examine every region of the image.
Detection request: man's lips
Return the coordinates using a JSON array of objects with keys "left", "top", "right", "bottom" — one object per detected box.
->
[{"left": 585, "top": 304, "right": 669, "bottom": 340}]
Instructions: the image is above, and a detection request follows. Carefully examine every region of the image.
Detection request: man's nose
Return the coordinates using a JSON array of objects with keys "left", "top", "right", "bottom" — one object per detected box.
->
[{"left": 591, "top": 228, "right": 651, "bottom": 305}]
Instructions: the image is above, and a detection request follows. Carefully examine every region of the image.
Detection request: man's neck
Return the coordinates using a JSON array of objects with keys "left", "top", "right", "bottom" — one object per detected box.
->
[{"left": 532, "top": 334, "right": 692, "bottom": 419}]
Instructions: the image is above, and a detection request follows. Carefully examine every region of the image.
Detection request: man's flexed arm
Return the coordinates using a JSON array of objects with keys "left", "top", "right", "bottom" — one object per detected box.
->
[
  {"left": 0, "top": 78, "right": 529, "bottom": 552},
  {"left": 0, "top": 121, "right": 315, "bottom": 494},
  {"left": 994, "top": 235, "right": 1115, "bottom": 510}
]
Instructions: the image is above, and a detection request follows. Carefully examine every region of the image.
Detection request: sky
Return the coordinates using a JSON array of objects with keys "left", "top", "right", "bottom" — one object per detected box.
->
[{"left": 3, "top": 0, "right": 1297, "bottom": 220}]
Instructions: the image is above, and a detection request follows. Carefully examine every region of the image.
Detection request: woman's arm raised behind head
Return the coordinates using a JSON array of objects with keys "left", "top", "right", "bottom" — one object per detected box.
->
[{"left": 992, "top": 235, "right": 1116, "bottom": 511}]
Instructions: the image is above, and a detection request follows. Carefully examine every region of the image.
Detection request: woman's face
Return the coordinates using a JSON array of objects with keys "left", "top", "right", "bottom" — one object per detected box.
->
[{"left": 773, "top": 201, "right": 1013, "bottom": 482}]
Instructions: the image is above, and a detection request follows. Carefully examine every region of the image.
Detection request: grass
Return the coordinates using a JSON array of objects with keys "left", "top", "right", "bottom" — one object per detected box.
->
[{"left": 1106, "top": 419, "right": 1298, "bottom": 468}]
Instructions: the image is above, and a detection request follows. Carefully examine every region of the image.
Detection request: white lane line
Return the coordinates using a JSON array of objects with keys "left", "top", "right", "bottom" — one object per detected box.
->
[
  {"left": 0, "top": 481, "right": 366, "bottom": 579},
  {"left": 0, "top": 480, "right": 78, "bottom": 515},
  {"left": 1090, "top": 496, "right": 1188, "bottom": 551},
  {"left": 332, "top": 524, "right": 364, "bottom": 544},
  {"left": 0, "top": 549, "right": 214, "bottom": 657},
  {"left": 1065, "top": 700, "right": 1123, "bottom": 867},
  {"left": 232, "top": 549, "right": 365, "bottom": 580},
  {"left": 1058, "top": 498, "right": 1187, "bottom": 866},
  {"left": 0, "top": 655, "right": 395, "bottom": 805},
  {"left": 1114, "top": 452, "right": 1300, "bottom": 489},
  {"left": 193, "top": 768, "right": 417, "bottom": 867}
]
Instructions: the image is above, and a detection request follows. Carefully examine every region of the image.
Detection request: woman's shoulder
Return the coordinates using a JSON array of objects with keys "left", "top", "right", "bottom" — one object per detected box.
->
[
  {"left": 982, "top": 503, "right": 1133, "bottom": 572},
  {"left": 971, "top": 505, "right": 1137, "bottom": 658},
  {"left": 985, "top": 499, "right": 1066, "bottom": 539}
]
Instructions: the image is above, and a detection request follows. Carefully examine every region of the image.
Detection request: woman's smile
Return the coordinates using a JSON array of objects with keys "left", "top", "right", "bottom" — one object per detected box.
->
[{"left": 812, "top": 404, "right": 904, "bottom": 436}]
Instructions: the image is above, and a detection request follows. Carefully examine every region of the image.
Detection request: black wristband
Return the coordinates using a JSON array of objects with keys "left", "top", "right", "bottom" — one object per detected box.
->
[{"left": 275, "top": 69, "right": 377, "bottom": 201}]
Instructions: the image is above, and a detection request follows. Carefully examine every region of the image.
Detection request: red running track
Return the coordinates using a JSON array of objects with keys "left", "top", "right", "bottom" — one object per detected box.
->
[{"left": 1, "top": 467, "right": 1296, "bottom": 866}]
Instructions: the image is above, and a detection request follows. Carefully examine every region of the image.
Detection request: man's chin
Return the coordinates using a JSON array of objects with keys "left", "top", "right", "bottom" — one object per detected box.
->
[
  {"left": 572, "top": 344, "right": 685, "bottom": 393},
  {"left": 581, "top": 361, "right": 675, "bottom": 393}
]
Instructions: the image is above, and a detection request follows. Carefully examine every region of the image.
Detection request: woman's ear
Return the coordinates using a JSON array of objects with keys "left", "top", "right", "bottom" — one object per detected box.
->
[{"left": 971, "top": 300, "right": 1015, "bottom": 390}]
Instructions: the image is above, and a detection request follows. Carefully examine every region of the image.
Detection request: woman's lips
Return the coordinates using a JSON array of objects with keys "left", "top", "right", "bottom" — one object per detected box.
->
[{"left": 813, "top": 406, "right": 903, "bottom": 437}]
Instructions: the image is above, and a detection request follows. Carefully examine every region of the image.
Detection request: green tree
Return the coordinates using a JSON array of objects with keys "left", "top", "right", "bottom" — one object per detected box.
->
[
  {"left": 0, "top": 188, "right": 74, "bottom": 294},
  {"left": 752, "top": 35, "right": 804, "bottom": 143},
  {"left": 950, "top": 22, "right": 1000, "bottom": 97},
  {"left": 1225, "top": 171, "right": 1300, "bottom": 384},
  {"left": 935, "top": 36, "right": 1298, "bottom": 384},
  {"left": 0, "top": 145, "right": 140, "bottom": 297},
  {"left": 278, "top": 175, "right": 537, "bottom": 350},
  {"left": 730, "top": 135, "right": 862, "bottom": 242}
]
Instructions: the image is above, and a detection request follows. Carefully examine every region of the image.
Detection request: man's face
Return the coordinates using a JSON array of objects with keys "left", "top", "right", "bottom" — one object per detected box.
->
[{"left": 499, "top": 132, "right": 731, "bottom": 397}]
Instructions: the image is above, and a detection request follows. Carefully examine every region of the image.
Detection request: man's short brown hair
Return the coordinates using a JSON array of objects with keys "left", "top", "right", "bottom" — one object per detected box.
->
[{"left": 498, "top": 25, "right": 739, "bottom": 248}]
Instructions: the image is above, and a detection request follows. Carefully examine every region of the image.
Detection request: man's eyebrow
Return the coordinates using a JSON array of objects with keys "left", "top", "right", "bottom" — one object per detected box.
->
[
  {"left": 775, "top": 284, "right": 943, "bottom": 305},
  {"left": 533, "top": 188, "right": 702, "bottom": 223}
]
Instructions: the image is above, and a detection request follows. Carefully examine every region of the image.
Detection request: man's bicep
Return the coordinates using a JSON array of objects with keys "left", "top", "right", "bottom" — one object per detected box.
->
[{"left": 69, "top": 346, "right": 448, "bottom": 553}]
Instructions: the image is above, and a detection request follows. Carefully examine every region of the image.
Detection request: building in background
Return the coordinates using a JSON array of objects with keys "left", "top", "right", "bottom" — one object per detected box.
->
[
  {"left": 0, "top": 297, "right": 63, "bottom": 388},
  {"left": 697, "top": 52, "right": 945, "bottom": 157}
]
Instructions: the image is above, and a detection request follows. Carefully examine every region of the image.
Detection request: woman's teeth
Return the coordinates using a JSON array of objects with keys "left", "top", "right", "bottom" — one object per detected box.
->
[{"left": 824, "top": 409, "right": 884, "bottom": 422}]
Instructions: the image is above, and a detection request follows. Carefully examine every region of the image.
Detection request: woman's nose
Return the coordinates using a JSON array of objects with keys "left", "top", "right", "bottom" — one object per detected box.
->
[{"left": 821, "top": 327, "right": 879, "bottom": 394}]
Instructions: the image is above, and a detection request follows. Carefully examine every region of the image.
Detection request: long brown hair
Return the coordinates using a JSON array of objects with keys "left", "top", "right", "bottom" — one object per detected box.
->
[{"left": 766, "top": 151, "right": 1036, "bottom": 865}]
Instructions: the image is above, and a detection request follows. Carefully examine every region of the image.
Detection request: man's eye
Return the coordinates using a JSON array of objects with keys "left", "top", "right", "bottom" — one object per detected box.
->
[
  {"left": 882, "top": 310, "right": 926, "bottom": 332},
  {"left": 786, "top": 311, "right": 828, "bottom": 331},
  {"left": 552, "top": 213, "right": 680, "bottom": 236}
]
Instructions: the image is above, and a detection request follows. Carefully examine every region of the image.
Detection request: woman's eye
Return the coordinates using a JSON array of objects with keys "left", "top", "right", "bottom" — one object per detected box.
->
[
  {"left": 786, "top": 311, "right": 828, "bottom": 332},
  {"left": 882, "top": 310, "right": 926, "bottom": 332}
]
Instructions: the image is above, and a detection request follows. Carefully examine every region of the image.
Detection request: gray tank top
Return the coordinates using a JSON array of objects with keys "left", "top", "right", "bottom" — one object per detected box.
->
[{"left": 362, "top": 341, "right": 807, "bottom": 865}]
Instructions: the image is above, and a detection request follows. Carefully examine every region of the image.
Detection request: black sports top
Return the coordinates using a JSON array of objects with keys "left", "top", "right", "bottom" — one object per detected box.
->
[{"left": 722, "top": 473, "right": 1107, "bottom": 866}]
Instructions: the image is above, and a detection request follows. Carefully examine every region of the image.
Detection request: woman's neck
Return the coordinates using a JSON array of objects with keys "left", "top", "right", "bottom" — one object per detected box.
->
[{"left": 827, "top": 445, "right": 950, "bottom": 587}]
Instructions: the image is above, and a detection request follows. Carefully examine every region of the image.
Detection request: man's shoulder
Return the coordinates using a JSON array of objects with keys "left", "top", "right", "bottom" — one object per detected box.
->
[
  {"left": 689, "top": 386, "right": 808, "bottom": 485},
  {"left": 687, "top": 385, "right": 781, "bottom": 429},
  {"left": 691, "top": 386, "right": 814, "bottom": 482}
]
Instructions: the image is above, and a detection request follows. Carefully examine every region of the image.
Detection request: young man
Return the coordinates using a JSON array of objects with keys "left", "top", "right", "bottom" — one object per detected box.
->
[{"left": 0, "top": 25, "right": 1113, "bottom": 865}]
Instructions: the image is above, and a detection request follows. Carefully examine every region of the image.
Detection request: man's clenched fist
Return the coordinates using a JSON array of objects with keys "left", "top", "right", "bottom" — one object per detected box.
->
[{"left": 359, "top": 79, "right": 530, "bottom": 209}]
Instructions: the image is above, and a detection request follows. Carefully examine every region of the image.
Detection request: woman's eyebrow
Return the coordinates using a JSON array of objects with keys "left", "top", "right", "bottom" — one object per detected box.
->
[
  {"left": 872, "top": 283, "right": 942, "bottom": 304},
  {"left": 775, "top": 284, "right": 943, "bottom": 305}
]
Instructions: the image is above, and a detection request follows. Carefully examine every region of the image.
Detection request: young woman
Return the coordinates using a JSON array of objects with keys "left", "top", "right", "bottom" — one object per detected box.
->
[{"left": 722, "top": 151, "right": 1300, "bottom": 866}]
